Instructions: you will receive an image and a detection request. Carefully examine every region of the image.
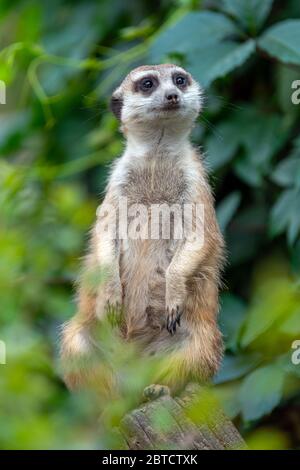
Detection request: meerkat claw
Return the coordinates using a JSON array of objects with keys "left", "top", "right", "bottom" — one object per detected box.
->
[{"left": 166, "top": 306, "right": 182, "bottom": 335}]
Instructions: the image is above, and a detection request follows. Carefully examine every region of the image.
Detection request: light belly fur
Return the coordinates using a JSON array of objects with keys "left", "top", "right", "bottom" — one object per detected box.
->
[{"left": 118, "top": 158, "right": 189, "bottom": 348}]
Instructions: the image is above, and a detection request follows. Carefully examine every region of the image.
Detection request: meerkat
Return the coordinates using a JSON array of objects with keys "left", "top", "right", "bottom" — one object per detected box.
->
[{"left": 60, "top": 64, "right": 225, "bottom": 394}]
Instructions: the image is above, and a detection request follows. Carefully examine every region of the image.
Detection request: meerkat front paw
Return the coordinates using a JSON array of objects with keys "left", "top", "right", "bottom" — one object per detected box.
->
[
  {"left": 96, "top": 279, "right": 123, "bottom": 324},
  {"left": 143, "top": 384, "right": 170, "bottom": 401},
  {"left": 165, "top": 278, "right": 185, "bottom": 335},
  {"left": 165, "top": 270, "right": 186, "bottom": 335},
  {"left": 105, "top": 286, "right": 124, "bottom": 327},
  {"left": 166, "top": 305, "right": 183, "bottom": 335}
]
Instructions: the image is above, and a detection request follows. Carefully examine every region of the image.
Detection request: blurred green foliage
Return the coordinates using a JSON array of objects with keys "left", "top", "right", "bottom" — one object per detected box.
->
[{"left": 1, "top": 0, "right": 300, "bottom": 450}]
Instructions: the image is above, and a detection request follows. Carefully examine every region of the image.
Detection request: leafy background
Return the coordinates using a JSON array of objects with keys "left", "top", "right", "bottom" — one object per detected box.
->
[{"left": 1, "top": 0, "right": 300, "bottom": 450}]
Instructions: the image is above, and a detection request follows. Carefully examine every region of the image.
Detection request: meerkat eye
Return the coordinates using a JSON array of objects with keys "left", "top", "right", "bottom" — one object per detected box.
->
[
  {"left": 175, "top": 75, "right": 187, "bottom": 87},
  {"left": 141, "top": 78, "right": 154, "bottom": 90}
]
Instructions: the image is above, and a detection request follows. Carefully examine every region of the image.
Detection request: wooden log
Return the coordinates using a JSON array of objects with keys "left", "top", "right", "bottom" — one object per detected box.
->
[{"left": 120, "top": 384, "right": 246, "bottom": 450}]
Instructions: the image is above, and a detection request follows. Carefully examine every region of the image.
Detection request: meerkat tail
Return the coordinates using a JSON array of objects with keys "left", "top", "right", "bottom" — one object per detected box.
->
[
  {"left": 60, "top": 316, "right": 95, "bottom": 389},
  {"left": 60, "top": 316, "right": 118, "bottom": 396}
]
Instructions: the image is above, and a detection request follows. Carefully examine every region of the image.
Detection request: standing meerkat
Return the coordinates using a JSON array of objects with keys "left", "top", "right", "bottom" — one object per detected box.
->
[{"left": 61, "top": 64, "right": 225, "bottom": 394}]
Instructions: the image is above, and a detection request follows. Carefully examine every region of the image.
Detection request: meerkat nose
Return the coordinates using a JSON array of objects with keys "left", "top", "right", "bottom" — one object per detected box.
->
[{"left": 165, "top": 91, "right": 179, "bottom": 104}]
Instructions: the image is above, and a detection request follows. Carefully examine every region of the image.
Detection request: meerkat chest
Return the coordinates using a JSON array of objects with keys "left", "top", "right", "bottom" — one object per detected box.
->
[{"left": 120, "top": 158, "right": 188, "bottom": 206}]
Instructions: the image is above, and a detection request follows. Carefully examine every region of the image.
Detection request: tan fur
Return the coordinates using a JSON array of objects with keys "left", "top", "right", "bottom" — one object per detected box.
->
[{"left": 60, "top": 64, "right": 225, "bottom": 394}]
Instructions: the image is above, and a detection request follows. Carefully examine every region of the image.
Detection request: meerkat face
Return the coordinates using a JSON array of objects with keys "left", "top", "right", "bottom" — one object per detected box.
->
[{"left": 110, "top": 64, "right": 202, "bottom": 129}]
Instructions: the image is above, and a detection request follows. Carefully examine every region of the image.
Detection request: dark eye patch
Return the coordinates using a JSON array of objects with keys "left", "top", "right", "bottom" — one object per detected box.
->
[
  {"left": 133, "top": 75, "right": 159, "bottom": 94},
  {"left": 172, "top": 72, "right": 191, "bottom": 89},
  {"left": 110, "top": 95, "right": 123, "bottom": 120}
]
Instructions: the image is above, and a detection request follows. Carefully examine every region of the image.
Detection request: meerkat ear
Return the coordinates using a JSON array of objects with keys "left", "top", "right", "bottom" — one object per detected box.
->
[{"left": 110, "top": 91, "right": 123, "bottom": 120}]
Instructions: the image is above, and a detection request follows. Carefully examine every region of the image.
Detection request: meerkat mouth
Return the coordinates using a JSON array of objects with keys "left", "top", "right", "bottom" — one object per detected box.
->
[
  {"left": 154, "top": 103, "right": 181, "bottom": 112},
  {"left": 163, "top": 104, "right": 180, "bottom": 110}
]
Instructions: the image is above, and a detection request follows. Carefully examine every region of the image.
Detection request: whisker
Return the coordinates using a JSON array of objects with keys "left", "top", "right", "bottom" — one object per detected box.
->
[
  {"left": 198, "top": 115, "right": 223, "bottom": 141},
  {"left": 205, "top": 94, "right": 243, "bottom": 112}
]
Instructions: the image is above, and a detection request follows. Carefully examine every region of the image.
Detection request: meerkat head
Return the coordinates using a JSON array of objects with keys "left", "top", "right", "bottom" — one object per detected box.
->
[{"left": 110, "top": 64, "right": 202, "bottom": 133}]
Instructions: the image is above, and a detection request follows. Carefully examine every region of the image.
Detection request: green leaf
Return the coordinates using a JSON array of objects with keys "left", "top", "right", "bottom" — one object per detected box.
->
[
  {"left": 214, "top": 353, "right": 261, "bottom": 384},
  {"left": 206, "top": 106, "right": 289, "bottom": 184},
  {"left": 187, "top": 40, "right": 255, "bottom": 87},
  {"left": 270, "top": 188, "right": 300, "bottom": 243},
  {"left": 272, "top": 157, "right": 300, "bottom": 187},
  {"left": 233, "top": 108, "right": 289, "bottom": 186},
  {"left": 258, "top": 20, "right": 300, "bottom": 65},
  {"left": 218, "top": 293, "right": 247, "bottom": 350},
  {"left": 42, "top": 4, "right": 99, "bottom": 60},
  {"left": 150, "top": 11, "right": 238, "bottom": 60},
  {"left": 270, "top": 189, "right": 296, "bottom": 235},
  {"left": 241, "top": 114, "right": 288, "bottom": 168},
  {"left": 16, "top": 3, "right": 42, "bottom": 43},
  {"left": 272, "top": 135, "right": 300, "bottom": 189},
  {"left": 234, "top": 157, "right": 263, "bottom": 186},
  {"left": 214, "top": 382, "right": 242, "bottom": 419},
  {"left": 241, "top": 278, "right": 297, "bottom": 347},
  {"left": 0, "top": 111, "right": 31, "bottom": 152},
  {"left": 277, "top": 351, "right": 300, "bottom": 378},
  {"left": 222, "top": 0, "right": 273, "bottom": 32},
  {"left": 238, "top": 365, "right": 285, "bottom": 421},
  {"left": 205, "top": 121, "right": 240, "bottom": 170},
  {"left": 217, "top": 192, "right": 241, "bottom": 232},
  {"left": 150, "top": 12, "right": 255, "bottom": 86},
  {"left": 288, "top": 209, "right": 300, "bottom": 245},
  {"left": 279, "top": 308, "right": 300, "bottom": 335},
  {"left": 227, "top": 205, "right": 268, "bottom": 266}
]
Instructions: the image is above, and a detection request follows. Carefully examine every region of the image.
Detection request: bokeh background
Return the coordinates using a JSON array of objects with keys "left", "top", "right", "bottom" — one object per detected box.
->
[{"left": 1, "top": 0, "right": 300, "bottom": 450}]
